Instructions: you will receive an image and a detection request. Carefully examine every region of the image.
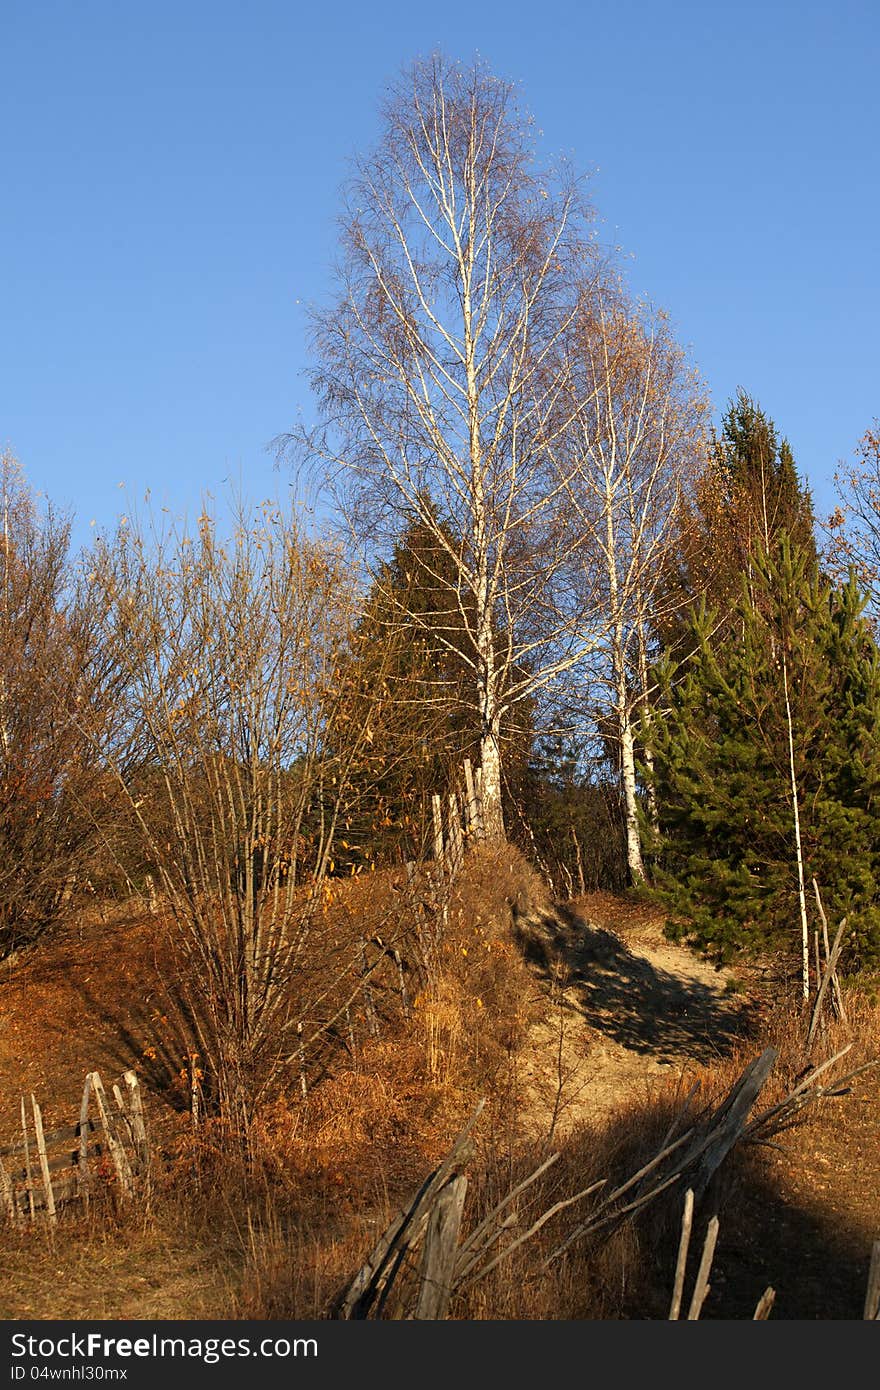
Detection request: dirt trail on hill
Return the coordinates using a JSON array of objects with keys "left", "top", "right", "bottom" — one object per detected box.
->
[
  {"left": 517, "top": 890, "right": 758, "bottom": 1142},
  {"left": 516, "top": 889, "right": 880, "bottom": 1319}
]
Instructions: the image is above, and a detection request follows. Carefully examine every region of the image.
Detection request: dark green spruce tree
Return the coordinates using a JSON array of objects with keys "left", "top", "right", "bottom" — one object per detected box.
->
[{"left": 645, "top": 541, "right": 880, "bottom": 969}]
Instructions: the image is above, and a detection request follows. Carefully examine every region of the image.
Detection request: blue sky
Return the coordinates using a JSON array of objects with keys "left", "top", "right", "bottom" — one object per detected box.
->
[{"left": 2, "top": 0, "right": 878, "bottom": 553}]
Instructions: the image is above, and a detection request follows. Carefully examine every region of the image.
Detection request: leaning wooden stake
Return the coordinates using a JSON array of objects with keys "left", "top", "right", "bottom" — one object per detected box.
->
[
  {"left": 686, "top": 1215, "right": 719, "bottom": 1319},
  {"left": 812, "top": 879, "right": 848, "bottom": 1025},
  {"left": 668, "top": 1188, "right": 694, "bottom": 1319},
  {"left": 336, "top": 1100, "right": 485, "bottom": 1319},
  {"left": 806, "top": 917, "right": 848, "bottom": 1056},
  {"left": 31, "top": 1095, "right": 57, "bottom": 1225},
  {"left": 112, "top": 1082, "right": 135, "bottom": 1149}
]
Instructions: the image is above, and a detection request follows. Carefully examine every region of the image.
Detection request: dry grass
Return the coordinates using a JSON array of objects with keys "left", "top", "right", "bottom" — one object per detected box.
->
[{"left": 1, "top": 849, "right": 878, "bottom": 1321}]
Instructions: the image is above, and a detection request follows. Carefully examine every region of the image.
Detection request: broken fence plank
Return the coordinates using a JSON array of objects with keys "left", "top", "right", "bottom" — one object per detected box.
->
[
  {"left": 8, "top": 1142, "right": 106, "bottom": 1183},
  {"left": 0, "top": 1117, "right": 100, "bottom": 1159},
  {"left": 690, "top": 1047, "right": 778, "bottom": 1202}
]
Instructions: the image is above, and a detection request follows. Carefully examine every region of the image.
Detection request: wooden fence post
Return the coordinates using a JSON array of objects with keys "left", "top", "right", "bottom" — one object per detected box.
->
[
  {"left": 448, "top": 793, "right": 464, "bottom": 875},
  {"left": 90, "top": 1072, "right": 133, "bottom": 1198},
  {"left": 191, "top": 1056, "right": 202, "bottom": 1127},
  {"left": 31, "top": 1095, "right": 57, "bottom": 1225},
  {"left": 0, "top": 1152, "right": 18, "bottom": 1226},
  {"left": 77, "top": 1073, "right": 93, "bottom": 1207},
  {"left": 112, "top": 1082, "right": 134, "bottom": 1148},
  {"left": 473, "top": 766, "right": 485, "bottom": 839},
  {"left": 668, "top": 1188, "right": 694, "bottom": 1319},
  {"left": 144, "top": 873, "right": 159, "bottom": 915},
  {"left": 432, "top": 794, "right": 444, "bottom": 867},
  {"left": 123, "top": 1071, "right": 150, "bottom": 1176},
  {"left": 415, "top": 1174, "right": 469, "bottom": 1319},
  {"left": 297, "top": 1022, "right": 308, "bottom": 1100},
  {"left": 20, "top": 1097, "right": 35, "bottom": 1222}
]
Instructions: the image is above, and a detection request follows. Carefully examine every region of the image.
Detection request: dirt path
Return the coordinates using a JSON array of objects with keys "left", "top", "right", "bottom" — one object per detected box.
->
[
  {"left": 518, "top": 890, "right": 758, "bottom": 1142},
  {"left": 516, "top": 890, "right": 880, "bottom": 1319}
]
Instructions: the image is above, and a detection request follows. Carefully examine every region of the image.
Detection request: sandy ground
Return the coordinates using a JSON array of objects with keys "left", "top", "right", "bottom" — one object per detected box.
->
[{"left": 517, "top": 892, "right": 759, "bottom": 1142}]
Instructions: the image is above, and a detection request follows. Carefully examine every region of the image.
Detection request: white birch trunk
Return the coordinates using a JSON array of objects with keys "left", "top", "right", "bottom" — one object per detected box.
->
[
  {"left": 606, "top": 472, "right": 645, "bottom": 884},
  {"left": 619, "top": 688, "right": 646, "bottom": 885},
  {"left": 479, "top": 720, "right": 505, "bottom": 844}
]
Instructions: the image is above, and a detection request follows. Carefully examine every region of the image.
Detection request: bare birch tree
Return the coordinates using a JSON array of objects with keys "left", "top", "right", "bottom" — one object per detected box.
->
[
  {"left": 556, "top": 291, "right": 707, "bottom": 882},
  {"left": 294, "top": 54, "right": 606, "bottom": 841}
]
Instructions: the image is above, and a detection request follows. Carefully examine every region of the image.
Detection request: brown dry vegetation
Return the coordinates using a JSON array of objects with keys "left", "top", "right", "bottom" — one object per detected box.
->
[{"left": 1, "top": 845, "right": 878, "bottom": 1321}]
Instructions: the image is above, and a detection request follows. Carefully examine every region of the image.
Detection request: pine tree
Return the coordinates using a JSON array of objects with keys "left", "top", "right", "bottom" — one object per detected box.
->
[
  {"left": 660, "top": 390, "right": 816, "bottom": 652},
  {"left": 646, "top": 542, "right": 880, "bottom": 970}
]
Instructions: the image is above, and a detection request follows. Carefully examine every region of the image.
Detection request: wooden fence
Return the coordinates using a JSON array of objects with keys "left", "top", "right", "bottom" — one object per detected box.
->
[
  {"left": 0, "top": 1069, "right": 151, "bottom": 1225},
  {"left": 335, "top": 1046, "right": 880, "bottom": 1319},
  {"left": 430, "top": 757, "right": 486, "bottom": 881}
]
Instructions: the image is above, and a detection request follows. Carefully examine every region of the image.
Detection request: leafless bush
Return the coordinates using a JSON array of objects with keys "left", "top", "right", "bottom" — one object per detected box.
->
[
  {"left": 85, "top": 495, "right": 379, "bottom": 1137},
  {"left": 0, "top": 453, "right": 110, "bottom": 958}
]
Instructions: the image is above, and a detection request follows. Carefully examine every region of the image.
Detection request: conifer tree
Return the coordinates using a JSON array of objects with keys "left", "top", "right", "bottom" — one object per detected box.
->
[
  {"left": 661, "top": 390, "right": 816, "bottom": 651},
  {"left": 646, "top": 541, "right": 880, "bottom": 970}
]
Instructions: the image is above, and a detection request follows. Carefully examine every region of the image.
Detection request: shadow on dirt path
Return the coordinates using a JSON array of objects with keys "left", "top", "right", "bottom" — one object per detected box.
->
[
  {"left": 566, "top": 922, "right": 757, "bottom": 1063},
  {"left": 515, "top": 899, "right": 760, "bottom": 1066}
]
